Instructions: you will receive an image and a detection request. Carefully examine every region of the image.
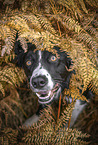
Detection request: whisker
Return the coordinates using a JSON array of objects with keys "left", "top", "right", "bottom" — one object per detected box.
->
[
  {"left": 53, "top": 78, "right": 65, "bottom": 82},
  {"left": 53, "top": 78, "right": 66, "bottom": 83},
  {"left": 54, "top": 80, "right": 67, "bottom": 86}
]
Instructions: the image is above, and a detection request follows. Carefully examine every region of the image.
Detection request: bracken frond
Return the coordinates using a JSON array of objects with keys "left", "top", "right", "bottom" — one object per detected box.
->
[
  {"left": 0, "top": 25, "right": 16, "bottom": 56},
  {"left": 0, "top": 83, "right": 5, "bottom": 96},
  {"left": 0, "top": 0, "right": 97, "bottom": 144},
  {"left": 0, "top": 54, "right": 16, "bottom": 65},
  {"left": 0, "top": 128, "right": 18, "bottom": 145},
  {"left": 23, "top": 103, "right": 89, "bottom": 144}
]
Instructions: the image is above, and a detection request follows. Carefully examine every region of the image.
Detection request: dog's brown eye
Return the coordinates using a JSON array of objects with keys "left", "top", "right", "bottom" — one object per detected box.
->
[
  {"left": 26, "top": 60, "right": 32, "bottom": 66},
  {"left": 51, "top": 56, "right": 57, "bottom": 61}
]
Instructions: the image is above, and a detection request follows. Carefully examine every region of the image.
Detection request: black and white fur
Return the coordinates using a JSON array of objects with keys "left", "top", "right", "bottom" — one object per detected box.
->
[{"left": 14, "top": 40, "right": 93, "bottom": 127}]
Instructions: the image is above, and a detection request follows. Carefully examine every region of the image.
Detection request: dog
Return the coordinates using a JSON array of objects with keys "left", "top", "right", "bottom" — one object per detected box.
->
[{"left": 14, "top": 39, "right": 93, "bottom": 127}]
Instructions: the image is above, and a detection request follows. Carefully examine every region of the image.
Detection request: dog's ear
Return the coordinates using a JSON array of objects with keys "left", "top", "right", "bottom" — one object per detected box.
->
[
  {"left": 14, "top": 40, "right": 25, "bottom": 67},
  {"left": 15, "top": 40, "right": 36, "bottom": 55},
  {"left": 14, "top": 40, "right": 24, "bottom": 55},
  {"left": 27, "top": 43, "right": 36, "bottom": 51},
  {"left": 66, "top": 57, "right": 72, "bottom": 69}
]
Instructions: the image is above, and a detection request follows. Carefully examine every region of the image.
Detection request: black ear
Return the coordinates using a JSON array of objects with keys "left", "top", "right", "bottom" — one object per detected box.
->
[
  {"left": 27, "top": 43, "right": 36, "bottom": 51},
  {"left": 14, "top": 39, "right": 36, "bottom": 55},
  {"left": 66, "top": 57, "right": 72, "bottom": 69},
  {"left": 14, "top": 40, "right": 25, "bottom": 67},
  {"left": 14, "top": 40, "right": 24, "bottom": 55}
]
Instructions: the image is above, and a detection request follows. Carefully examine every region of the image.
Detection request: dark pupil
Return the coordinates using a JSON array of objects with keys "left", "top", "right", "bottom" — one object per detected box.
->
[
  {"left": 27, "top": 61, "right": 31, "bottom": 65},
  {"left": 52, "top": 56, "right": 55, "bottom": 60}
]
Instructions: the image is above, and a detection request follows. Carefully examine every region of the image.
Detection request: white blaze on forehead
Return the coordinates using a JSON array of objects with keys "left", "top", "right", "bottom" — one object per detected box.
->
[
  {"left": 30, "top": 50, "right": 54, "bottom": 91},
  {"left": 38, "top": 50, "right": 42, "bottom": 62}
]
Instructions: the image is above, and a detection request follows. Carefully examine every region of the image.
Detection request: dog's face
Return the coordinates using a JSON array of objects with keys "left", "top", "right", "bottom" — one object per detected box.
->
[{"left": 15, "top": 41, "right": 72, "bottom": 104}]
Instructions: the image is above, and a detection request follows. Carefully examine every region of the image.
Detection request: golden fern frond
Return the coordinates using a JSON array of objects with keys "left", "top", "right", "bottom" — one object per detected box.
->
[
  {"left": 84, "top": 25, "right": 98, "bottom": 38},
  {"left": 0, "top": 54, "right": 16, "bottom": 65},
  {"left": 89, "top": 69, "right": 98, "bottom": 94},
  {"left": 75, "top": 57, "right": 97, "bottom": 93},
  {"left": 65, "top": 86, "right": 88, "bottom": 101},
  {"left": 57, "top": 0, "right": 84, "bottom": 19},
  {"left": 23, "top": 103, "right": 89, "bottom": 144},
  {"left": 53, "top": 128, "right": 89, "bottom": 145},
  {"left": 76, "top": 32, "right": 98, "bottom": 65},
  {"left": 1, "top": 100, "right": 16, "bottom": 116},
  {"left": 63, "top": 72, "right": 88, "bottom": 101},
  {"left": 57, "top": 102, "right": 75, "bottom": 130},
  {"left": 78, "top": 0, "right": 88, "bottom": 14},
  {"left": 0, "top": 84, "right": 26, "bottom": 128},
  {"left": 0, "top": 83, "right": 5, "bottom": 96},
  {"left": 0, "top": 64, "right": 26, "bottom": 96},
  {"left": 0, "top": 128, "right": 18, "bottom": 145},
  {"left": 0, "top": 25, "right": 16, "bottom": 56},
  {"left": 7, "top": 15, "right": 30, "bottom": 34},
  {"left": 36, "top": 14, "right": 57, "bottom": 35},
  {"left": 50, "top": 14, "right": 82, "bottom": 33},
  {"left": 85, "top": 0, "right": 98, "bottom": 7},
  {"left": 20, "top": 14, "right": 42, "bottom": 31}
]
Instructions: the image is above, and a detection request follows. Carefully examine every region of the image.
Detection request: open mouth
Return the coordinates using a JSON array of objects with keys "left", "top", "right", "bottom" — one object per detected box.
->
[{"left": 36, "top": 83, "right": 61, "bottom": 104}]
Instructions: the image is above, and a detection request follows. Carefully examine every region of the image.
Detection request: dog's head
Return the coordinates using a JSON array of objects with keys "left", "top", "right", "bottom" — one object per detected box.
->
[{"left": 15, "top": 40, "right": 72, "bottom": 104}]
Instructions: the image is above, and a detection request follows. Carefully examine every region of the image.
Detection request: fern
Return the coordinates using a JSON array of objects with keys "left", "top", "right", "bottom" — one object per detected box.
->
[
  {"left": 0, "top": 25, "right": 16, "bottom": 56},
  {"left": 0, "top": 0, "right": 97, "bottom": 144},
  {"left": 0, "top": 64, "right": 26, "bottom": 93},
  {"left": 0, "top": 54, "right": 16, "bottom": 65},
  {"left": 0, "top": 128, "right": 18, "bottom": 145},
  {"left": 23, "top": 103, "right": 89, "bottom": 144}
]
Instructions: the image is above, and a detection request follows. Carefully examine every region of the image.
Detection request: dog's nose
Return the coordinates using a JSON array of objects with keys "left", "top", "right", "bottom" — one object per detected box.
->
[{"left": 32, "top": 76, "right": 48, "bottom": 89}]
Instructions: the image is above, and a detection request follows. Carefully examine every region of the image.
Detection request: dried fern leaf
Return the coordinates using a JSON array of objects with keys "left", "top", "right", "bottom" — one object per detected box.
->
[
  {"left": 7, "top": 15, "right": 30, "bottom": 34},
  {"left": 89, "top": 69, "right": 98, "bottom": 94},
  {"left": 1, "top": 100, "right": 16, "bottom": 115},
  {"left": 51, "top": 14, "right": 82, "bottom": 33},
  {"left": 57, "top": 0, "right": 83, "bottom": 19},
  {"left": 0, "top": 83, "right": 5, "bottom": 96},
  {"left": 78, "top": 0, "right": 88, "bottom": 13},
  {"left": 57, "top": 102, "right": 75, "bottom": 130},
  {"left": 76, "top": 32, "right": 98, "bottom": 65},
  {"left": 75, "top": 57, "right": 97, "bottom": 93},
  {"left": 0, "top": 54, "right": 16, "bottom": 65},
  {"left": 53, "top": 128, "right": 89, "bottom": 145},
  {"left": 0, "top": 65, "right": 26, "bottom": 96},
  {"left": 23, "top": 103, "right": 89, "bottom": 144},
  {"left": 85, "top": 0, "right": 98, "bottom": 7},
  {"left": 36, "top": 14, "right": 57, "bottom": 35},
  {"left": 0, "top": 128, "right": 18, "bottom": 145},
  {"left": 19, "top": 14, "right": 42, "bottom": 32},
  {"left": 0, "top": 25, "right": 16, "bottom": 56}
]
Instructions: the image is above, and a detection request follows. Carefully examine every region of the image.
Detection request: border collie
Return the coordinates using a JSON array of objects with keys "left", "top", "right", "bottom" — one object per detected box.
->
[{"left": 15, "top": 40, "right": 93, "bottom": 127}]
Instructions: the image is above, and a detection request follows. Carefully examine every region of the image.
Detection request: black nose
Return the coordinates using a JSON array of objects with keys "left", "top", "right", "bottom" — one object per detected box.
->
[{"left": 32, "top": 76, "right": 48, "bottom": 89}]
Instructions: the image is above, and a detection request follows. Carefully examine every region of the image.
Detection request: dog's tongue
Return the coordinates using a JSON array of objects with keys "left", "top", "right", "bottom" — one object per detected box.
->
[
  {"left": 36, "top": 91, "right": 51, "bottom": 99},
  {"left": 38, "top": 91, "right": 48, "bottom": 96}
]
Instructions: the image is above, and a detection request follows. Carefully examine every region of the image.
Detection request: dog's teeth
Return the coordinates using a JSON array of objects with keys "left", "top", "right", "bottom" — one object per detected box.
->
[
  {"left": 36, "top": 91, "right": 51, "bottom": 100},
  {"left": 48, "top": 91, "right": 51, "bottom": 97},
  {"left": 38, "top": 94, "right": 55, "bottom": 104},
  {"left": 36, "top": 93, "right": 41, "bottom": 97}
]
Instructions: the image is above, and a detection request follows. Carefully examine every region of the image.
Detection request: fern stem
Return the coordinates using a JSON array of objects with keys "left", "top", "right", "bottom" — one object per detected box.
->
[
  {"left": 57, "top": 94, "right": 62, "bottom": 120},
  {"left": 50, "top": 0, "right": 62, "bottom": 36}
]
